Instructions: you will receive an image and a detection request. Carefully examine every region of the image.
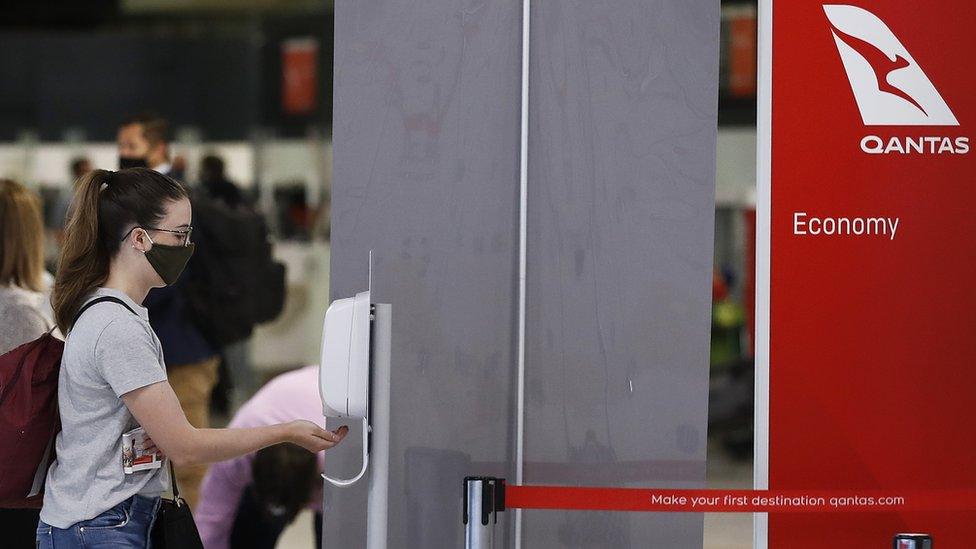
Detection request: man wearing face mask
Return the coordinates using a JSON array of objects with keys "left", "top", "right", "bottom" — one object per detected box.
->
[
  {"left": 118, "top": 113, "right": 172, "bottom": 173},
  {"left": 117, "top": 113, "right": 220, "bottom": 508}
]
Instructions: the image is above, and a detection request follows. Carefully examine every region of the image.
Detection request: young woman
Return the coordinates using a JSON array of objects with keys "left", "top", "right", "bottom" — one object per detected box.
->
[
  {"left": 0, "top": 179, "right": 56, "bottom": 547},
  {"left": 38, "top": 168, "right": 347, "bottom": 548}
]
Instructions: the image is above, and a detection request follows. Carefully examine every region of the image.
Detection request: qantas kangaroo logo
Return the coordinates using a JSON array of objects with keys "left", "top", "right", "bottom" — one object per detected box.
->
[{"left": 823, "top": 5, "right": 958, "bottom": 126}]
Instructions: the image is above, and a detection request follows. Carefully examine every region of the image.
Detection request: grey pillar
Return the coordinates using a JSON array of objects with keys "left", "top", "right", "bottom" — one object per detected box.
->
[
  {"left": 327, "top": 0, "right": 522, "bottom": 546},
  {"left": 328, "top": 1, "right": 718, "bottom": 547},
  {"left": 521, "top": 2, "right": 719, "bottom": 547}
]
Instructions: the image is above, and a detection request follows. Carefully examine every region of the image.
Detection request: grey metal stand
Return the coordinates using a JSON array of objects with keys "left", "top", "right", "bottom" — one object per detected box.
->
[
  {"left": 463, "top": 477, "right": 505, "bottom": 549},
  {"left": 367, "top": 304, "right": 391, "bottom": 549}
]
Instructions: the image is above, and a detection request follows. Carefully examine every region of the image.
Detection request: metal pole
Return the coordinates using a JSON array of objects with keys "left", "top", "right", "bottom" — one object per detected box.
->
[
  {"left": 754, "top": 1, "right": 773, "bottom": 547},
  {"left": 366, "top": 304, "right": 392, "bottom": 549},
  {"left": 464, "top": 478, "right": 494, "bottom": 549},
  {"left": 515, "top": 0, "right": 531, "bottom": 544}
]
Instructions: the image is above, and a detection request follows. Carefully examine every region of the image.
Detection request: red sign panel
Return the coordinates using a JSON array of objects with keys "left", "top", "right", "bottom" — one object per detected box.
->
[
  {"left": 282, "top": 37, "right": 319, "bottom": 116},
  {"left": 763, "top": 1, "right": 976, "bottom": 547}
]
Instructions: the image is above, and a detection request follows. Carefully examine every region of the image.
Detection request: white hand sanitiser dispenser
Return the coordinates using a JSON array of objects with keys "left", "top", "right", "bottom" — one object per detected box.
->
[
  {"left": 318, "top": 255, "right": 391, "bottom": 548},
  {"left": 320, "top": 290, "right": 371, "bottom": 419},
  {"left": 319, "top": 255, "right": 391, "bottom": 508},
  {"left": 319, "top": 289, "right": 373, "bottom": 487}
]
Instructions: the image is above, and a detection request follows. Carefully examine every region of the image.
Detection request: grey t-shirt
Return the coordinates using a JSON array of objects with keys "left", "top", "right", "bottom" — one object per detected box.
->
[{"left": 40, "top": 288, "right": 170, "bottom": 528}]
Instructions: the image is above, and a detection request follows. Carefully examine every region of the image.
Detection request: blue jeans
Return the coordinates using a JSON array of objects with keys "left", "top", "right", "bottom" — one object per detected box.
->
[{"left": 36, "top": 495, "right": 161, "bottom": 548}]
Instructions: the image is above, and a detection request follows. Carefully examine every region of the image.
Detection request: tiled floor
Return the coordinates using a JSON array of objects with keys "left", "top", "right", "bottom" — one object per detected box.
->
[
  {"left": 703, "top": 441, "right": 753, "bottom": 549},
  {"left": 277, "top": 511, "right": 316, "bottom": 548}
]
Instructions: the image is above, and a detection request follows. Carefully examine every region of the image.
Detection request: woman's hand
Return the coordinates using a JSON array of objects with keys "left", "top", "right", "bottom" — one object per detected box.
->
[{"left": 285, "top": 420, "right": 349, "bottom": 452}]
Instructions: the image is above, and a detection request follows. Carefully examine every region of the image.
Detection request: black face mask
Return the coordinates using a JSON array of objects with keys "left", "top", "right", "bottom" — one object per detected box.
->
[
  {"left": 144, "top": 234, "right": 195, "bottom": 285},
  {"left": 119, "top": 156, "right": 148, "bottom": 169}
]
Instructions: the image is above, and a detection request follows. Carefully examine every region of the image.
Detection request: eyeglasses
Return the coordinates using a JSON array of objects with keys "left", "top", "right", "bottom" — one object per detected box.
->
[{"left": 121, "top": 226, "right": 194, "bottom": 247}]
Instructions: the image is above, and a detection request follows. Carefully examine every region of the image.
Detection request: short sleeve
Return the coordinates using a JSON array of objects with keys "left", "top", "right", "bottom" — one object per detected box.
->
[{"left": 94, "top": 318, "right": 167, "bottom": 397}]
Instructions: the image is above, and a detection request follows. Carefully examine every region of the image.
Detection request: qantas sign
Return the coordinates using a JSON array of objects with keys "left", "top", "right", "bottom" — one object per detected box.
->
[
  {"left": 823, "top": 4, "right": 968, "bottom": 154},
  {"left": 823, "top": 4, "right": 956, "bottom": 126}
]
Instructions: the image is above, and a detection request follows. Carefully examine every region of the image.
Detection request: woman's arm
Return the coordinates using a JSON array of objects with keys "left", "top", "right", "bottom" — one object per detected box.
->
[{"left": 122, "top": 380, "right": 347, "bottom": 466}]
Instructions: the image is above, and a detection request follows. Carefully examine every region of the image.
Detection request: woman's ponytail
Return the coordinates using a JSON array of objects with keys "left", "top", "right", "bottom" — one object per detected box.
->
[{"left": 52, "top": 170, "right": 114, "bottom": 333}]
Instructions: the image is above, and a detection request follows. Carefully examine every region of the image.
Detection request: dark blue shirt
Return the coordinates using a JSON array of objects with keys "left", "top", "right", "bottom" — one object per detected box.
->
[
  {"left": 143, "top": 279, "right": 216, "bottom": 367},
  {"left": 142, "top": 168, "right": 217, "bottom": 366}
]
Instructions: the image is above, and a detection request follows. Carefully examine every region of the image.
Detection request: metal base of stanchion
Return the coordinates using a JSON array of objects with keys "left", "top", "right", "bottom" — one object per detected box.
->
[
  {"left": 463, "top": 477, "right": 506, "bottom": 549},
  {"left": 894, "top": 533, "right": 932, "bottom": 549}
]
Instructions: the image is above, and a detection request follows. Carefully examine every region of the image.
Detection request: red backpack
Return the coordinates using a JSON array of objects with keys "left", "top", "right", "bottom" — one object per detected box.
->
[{"left": 0, "top": 296, "right": 133, "bottom": 508}]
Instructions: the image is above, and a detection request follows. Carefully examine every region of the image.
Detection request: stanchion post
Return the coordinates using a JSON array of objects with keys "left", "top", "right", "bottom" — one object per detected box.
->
[{"left": 463, "top": 477, "right": 506, "bottom": 549}]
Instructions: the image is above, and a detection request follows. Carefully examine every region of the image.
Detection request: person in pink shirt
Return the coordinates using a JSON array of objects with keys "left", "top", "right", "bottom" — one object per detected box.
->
[{"left": 195, "top": 365, "right": 338, "bottom": 548}]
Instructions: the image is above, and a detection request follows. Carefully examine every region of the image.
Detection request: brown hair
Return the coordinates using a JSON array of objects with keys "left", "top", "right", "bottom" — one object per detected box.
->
[
  {"left": 0, "top": 179, "right": 45, "bottom": 292},
  {"left": 121, "top": 112, "right": 169, "bottom": 147},
  {"left": 52, "top": 168, "right": 187, "bottom": 333},
  {"left": 252, "top": 443, "right": 318, "bottom": 523}
]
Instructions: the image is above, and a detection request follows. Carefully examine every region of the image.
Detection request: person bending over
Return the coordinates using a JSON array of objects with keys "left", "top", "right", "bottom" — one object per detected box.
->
[{"left": 196, "top": 365, "right": 335, "bottom": 549}]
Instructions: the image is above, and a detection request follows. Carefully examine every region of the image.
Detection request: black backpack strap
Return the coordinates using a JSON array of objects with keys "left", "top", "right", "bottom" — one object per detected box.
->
[
  {"left": 72, "top": 296, "right": 137, "bottom": 329},
  {"left": 168, "top": 458, "right": 182, "bottom": 503}
]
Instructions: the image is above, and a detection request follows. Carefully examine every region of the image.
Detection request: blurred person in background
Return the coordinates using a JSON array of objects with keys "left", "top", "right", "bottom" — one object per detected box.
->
[
  {"left": 200, "top": 154, "right": 247, "bottom": 209},
  {"left": 196, "top": 365, "right": 327, "bottom": 549},
  {"left": 118, "top": 113, "right": 172, "bottom": 174},
  {"left": 0, "top": 179, "right": 56, "bottom": 546},
  {"left": 199, "top": 154, "right": 257, "bottom": 410},
  {"left": 0, "top": 179, "right": 54, "bottom": 351},
  {"left": 70, "top": 157, "right": 92, "bottom": 180},
  {"left": 170, "top": 154, "right": 188, "bottom": 182},
  {"left": 49, "top": 157, "right": 93, "bottom": 236},
  {"left": 117, "top": 113, "right": 220, "bottom": 507}
]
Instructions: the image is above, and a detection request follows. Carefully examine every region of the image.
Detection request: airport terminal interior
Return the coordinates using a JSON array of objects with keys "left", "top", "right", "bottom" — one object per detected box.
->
[{"left": 1, "top": 1, "right": 761, "bottom": 547}]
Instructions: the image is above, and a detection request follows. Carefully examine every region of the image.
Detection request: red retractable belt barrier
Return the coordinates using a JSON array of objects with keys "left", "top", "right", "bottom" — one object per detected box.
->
[{"left": 503, "top": 485, "right": 976, "bottom": 514}]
